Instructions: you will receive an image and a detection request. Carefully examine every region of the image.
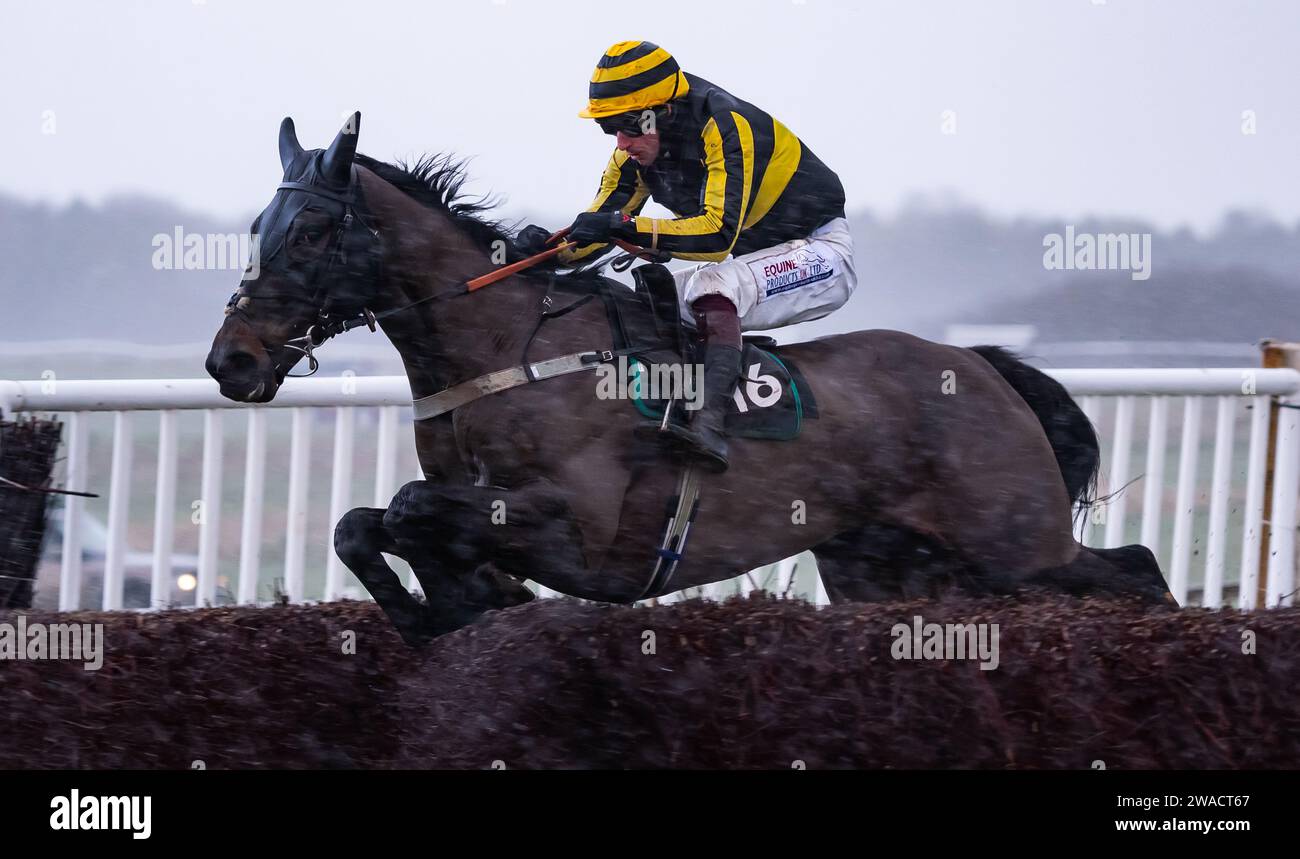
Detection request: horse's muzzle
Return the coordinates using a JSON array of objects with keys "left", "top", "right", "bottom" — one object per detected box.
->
[{"left": 207, "top": 339, "right": 278, "bottom": 403}]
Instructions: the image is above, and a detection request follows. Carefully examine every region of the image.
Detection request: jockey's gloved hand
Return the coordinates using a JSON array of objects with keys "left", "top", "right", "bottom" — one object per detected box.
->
[
  {"left": 515, "top": 224, "right": 553, "bottom": 256},
  {"left": 567, "top": 211, "right": 635, "bottom": 245}
]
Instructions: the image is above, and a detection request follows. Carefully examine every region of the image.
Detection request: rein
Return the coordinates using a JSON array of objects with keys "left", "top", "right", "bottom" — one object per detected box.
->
[
  {"left": 249, "top": 214, "right": 665, "bottom": 377},
  {"left": 227, "top": 164, "right": 669, "bottom": 392},
  {"left": 276, "top": 239, "right": 580, "bottom": 376}
]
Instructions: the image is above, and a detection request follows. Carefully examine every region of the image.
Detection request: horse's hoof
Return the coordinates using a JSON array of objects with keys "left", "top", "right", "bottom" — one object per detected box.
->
[
  {"left": 397, "top": 626, "right": 435, "bottom": 649},
  {"left": 482, "top": 567, "right": 538, "bottom": 607}
]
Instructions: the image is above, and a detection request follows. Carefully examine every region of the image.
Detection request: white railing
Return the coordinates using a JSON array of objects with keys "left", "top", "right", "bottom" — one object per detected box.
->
[{"left": 2, "top": 367, "right": 1298, "bottom": 612}]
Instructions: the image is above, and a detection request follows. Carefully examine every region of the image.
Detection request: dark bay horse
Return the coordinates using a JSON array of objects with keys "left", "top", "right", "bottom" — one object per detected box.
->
[{"left": 206, "top": 114, "right": 1173, "bottom": 645}]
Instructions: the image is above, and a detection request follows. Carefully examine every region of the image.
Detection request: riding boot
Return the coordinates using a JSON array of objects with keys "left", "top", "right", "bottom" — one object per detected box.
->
[{"left": 661, "top": 342, "right": 742, "bottom": 472}]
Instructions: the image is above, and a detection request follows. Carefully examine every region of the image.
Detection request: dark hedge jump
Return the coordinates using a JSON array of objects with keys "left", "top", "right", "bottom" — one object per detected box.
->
[{"left": 1, "top": 593, "right": 1296, "bottom": 768}]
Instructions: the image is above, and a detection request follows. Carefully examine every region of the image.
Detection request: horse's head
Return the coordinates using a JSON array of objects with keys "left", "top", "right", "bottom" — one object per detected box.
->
[{"left": 206, "top": 112, "right": 383, "bottom": 402}]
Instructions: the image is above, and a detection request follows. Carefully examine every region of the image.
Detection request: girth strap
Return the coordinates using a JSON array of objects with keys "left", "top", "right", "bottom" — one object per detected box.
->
[{"left": 412, "top": 349, "right": 617, "bottom": 421}]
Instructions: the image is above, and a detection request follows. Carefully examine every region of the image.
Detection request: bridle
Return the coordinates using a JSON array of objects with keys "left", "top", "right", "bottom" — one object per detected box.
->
[
  {"left": 225, "top": 166, "right": 668, "bottom": 378},
  {"left": 224, "top": 168, "right": 386, "bottom": 377}
]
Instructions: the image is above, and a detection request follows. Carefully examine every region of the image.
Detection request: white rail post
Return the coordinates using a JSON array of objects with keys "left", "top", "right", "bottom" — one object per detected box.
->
[
  {"left": 1169, "top": 397, "right": 1203, "bottom": 605},
  {"left": 1256, "top": 341, "right": 1300, "bottom": 608},
  {"left": 324, "top": 407, "right": 356, "bottom": 601},
  {"left": 58, "top": 412, "right": 90, "bottom": 611},
  {"left": 801, "top": 554, "right": 822, "bottom": 603},
  {"left": 1103, "top": 396, "right": 1135, "bottom": 548},
  {"left": 284, "top": 407, "right": 312, "bottom": 602},
  {"left": 1265, "top": 392, "right": 1299, "bottom": 607},
  {"left": 364, "top": 405, "right": 404, "bottom": 602},
  {"left": 1238, "top": 395, "right": 1271, "bottom": 609},
  {"left": 373, "top": 405, "right": 399, "bottom": 508},
  {"left": 1202, "top": 396, "right": 1237, "bottom": 607},
  {"left": 1138, "top": 396, "right": 1169, "bottom": 558},
  {"left": 237, "top": 409, "right": 267, "bottom": 604},
  {"left": 150, "top": 410, "right": 179, "bottom": 608},
  {"left": 102, "top": 411, "right": 134, "bottom": 611},
  {"left": 774, "top": 556, "right": 793, "bottom": 597},
  {"left": 1077, "top": 396, "right": 1103, "bottom": 545},
  {"left": 196, "top": 409, "right": 224, "bottom": 607}
]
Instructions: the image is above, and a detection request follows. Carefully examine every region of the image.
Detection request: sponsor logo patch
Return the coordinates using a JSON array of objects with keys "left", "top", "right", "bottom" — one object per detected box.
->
[{"left": 754, "top": 246, "right": 834, "bottom": 300}]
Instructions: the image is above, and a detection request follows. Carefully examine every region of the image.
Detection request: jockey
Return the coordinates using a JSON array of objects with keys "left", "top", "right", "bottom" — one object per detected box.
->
[{"left": 517, "top": 40, "right": 855, "bottom": 472}]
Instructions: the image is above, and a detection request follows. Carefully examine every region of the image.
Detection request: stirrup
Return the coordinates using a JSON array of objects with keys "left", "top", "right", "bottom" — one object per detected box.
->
[
  {"left": 634, "top": 394, "right": 685, "bottom": 442},
  {"left": 634, "top": 421, "right": 670, "bottom": 442}
]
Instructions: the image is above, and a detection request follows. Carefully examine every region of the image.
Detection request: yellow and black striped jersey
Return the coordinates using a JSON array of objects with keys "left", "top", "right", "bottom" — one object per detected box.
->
[{"left": 562, "top": 73, "right": 846, "bottom": 265}]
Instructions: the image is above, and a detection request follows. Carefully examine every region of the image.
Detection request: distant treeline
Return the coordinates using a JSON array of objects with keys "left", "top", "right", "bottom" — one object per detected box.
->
[{"left": 1, "top": 192, "right": 1296, "bottom": 350}]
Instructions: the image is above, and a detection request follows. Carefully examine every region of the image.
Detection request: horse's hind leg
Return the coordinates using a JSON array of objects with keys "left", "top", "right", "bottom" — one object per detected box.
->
[
  {"left": 1029, "top": 543, "right": 1176, "bottom": 605},
  {"left": 379, "top": 477, "right": 636, "bottom": 639},
  {"left": 812, "top": 521, "right": 968, "bottom": 603},
  {"left": 1095, "top": 544, "right": 1176, "bottom": 604},
  {"left": 334, "top": 506, "right": 435, "bottom": 647},
  {"left": 814, "top": 521, "right": 1176, "bottom": 607}
]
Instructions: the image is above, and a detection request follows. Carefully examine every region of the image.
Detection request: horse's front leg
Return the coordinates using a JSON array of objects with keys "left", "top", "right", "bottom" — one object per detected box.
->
[
  {"left": 334, "top": 506, "right": 435, "bottom": 647},
  {"left": 382, "top": 477, "right": 643, "bottom": 636}
]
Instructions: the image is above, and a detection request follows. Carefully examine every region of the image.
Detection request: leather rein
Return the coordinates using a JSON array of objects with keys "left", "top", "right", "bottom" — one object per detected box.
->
[{"left": 227, "top": 176, "right": 661, "bottom": 379}]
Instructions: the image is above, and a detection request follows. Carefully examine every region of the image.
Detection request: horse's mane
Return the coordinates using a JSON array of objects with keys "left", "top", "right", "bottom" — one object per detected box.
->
[{"left": 354, "top": 153, "right": 598, "bottom": 282}]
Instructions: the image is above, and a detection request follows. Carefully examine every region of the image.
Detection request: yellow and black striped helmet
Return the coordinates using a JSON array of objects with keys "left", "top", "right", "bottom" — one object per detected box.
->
[{"left": 578, "top": 41, "right": 690, "bottom": 119}]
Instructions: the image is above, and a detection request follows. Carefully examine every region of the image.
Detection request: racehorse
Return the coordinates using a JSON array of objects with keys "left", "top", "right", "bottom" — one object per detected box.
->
[{"left": 206, "top": 113, "right": 1174, "bottom": 645}]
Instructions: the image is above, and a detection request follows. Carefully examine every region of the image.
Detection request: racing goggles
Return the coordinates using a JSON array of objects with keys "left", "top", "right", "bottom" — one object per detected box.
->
[{"left": 596, "top": 110, "right": 656, "bottom": 137}]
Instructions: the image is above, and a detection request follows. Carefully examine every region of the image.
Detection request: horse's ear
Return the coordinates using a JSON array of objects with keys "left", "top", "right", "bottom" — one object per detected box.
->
[
  {"left": 278, "top": 117, "right": 304, "bottom": 171},
  {"left": 321, "top": 111, "right": 361, "bottom": 185}
]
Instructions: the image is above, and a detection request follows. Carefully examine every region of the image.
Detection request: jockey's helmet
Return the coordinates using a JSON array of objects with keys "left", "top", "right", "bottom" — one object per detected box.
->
[{"left": 578, "top": 41, "right": 690, "bottom": 123}]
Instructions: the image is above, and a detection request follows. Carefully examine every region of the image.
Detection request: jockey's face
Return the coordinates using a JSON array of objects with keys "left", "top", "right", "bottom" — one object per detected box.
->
[{"left": 616, "top": 130, "right": 660, "bottom": 166}]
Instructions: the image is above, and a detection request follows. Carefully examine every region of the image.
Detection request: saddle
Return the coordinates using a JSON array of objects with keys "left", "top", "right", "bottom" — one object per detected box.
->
[{"left": 577, "top": 263, "right": 818, "bottom": 440}]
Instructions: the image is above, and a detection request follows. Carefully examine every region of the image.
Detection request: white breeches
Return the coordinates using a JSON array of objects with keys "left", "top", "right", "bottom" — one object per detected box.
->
[{"left": 672, "top": 217, "right": 857, "bottom": 331}]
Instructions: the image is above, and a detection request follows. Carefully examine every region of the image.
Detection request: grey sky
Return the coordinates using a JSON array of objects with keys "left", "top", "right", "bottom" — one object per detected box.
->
[{"left": 3, "top": 0, "right": 1297, "bottom": 232}]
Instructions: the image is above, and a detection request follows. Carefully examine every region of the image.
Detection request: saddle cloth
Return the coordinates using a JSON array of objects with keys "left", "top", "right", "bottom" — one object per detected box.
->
[{"left": 577, "top": 263, "right": 818, "bottom": 441}]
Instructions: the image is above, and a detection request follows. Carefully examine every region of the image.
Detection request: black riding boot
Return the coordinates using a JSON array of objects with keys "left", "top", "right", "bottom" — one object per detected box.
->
[{"left": 662, "top": 343, "right": 741, "bottom": 473}]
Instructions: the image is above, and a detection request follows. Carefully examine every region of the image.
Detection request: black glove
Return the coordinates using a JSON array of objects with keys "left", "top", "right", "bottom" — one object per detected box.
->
[
  {"left": 568, "top": 211, "right": 635, "bottom": 245},
  {"left": 515, "top": 224, "right": 553, "bottom": 255}
]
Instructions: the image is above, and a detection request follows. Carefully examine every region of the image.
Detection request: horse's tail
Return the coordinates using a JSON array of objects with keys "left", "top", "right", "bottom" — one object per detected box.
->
[{"left": 970, "top": 345, "right": 1100, "bottom": 507}]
